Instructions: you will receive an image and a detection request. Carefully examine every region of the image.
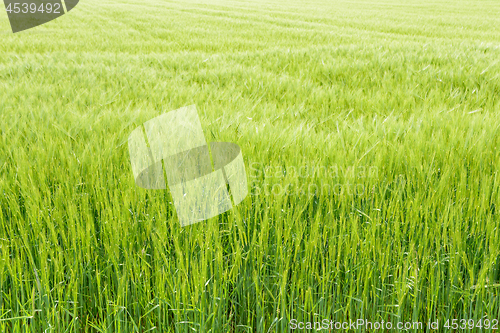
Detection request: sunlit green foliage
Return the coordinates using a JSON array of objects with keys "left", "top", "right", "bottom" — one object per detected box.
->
[{"left": 0, "top": 0, "right": 500, "bottom": 331}]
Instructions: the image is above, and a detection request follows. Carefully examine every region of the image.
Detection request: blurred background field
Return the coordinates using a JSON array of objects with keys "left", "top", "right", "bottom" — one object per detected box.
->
[{"left": 0, "top": 0, "right": 500, "bottom": 331}]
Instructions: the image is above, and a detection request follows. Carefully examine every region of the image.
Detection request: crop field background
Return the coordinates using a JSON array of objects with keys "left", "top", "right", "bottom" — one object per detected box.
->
[{"left": 1, "top": 0, "right": 500, "bottom": 331}]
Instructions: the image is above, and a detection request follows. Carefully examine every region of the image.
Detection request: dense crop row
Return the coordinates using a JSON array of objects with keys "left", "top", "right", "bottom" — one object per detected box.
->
[{"left": 1, "top": 0, "right": 500, "bottom": 331}]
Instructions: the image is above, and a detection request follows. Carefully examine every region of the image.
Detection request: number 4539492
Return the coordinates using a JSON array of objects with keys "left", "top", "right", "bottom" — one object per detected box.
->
[
  {"left": 5, "top": 3, "right": 61, "bottom": 14},
  {"left": 444, "top": 319, "right": 498, "bottom": 330}
]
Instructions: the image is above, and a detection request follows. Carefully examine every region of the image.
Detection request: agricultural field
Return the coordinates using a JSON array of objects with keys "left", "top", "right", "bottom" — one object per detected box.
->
[{"left": 1, "top": 0, "right": 500, "bottom": 331}]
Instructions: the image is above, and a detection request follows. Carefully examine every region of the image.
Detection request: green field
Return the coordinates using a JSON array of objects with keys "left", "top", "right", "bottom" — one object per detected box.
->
[{"left": 1, "top": 0, "right": 500, "bottom": 331}]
